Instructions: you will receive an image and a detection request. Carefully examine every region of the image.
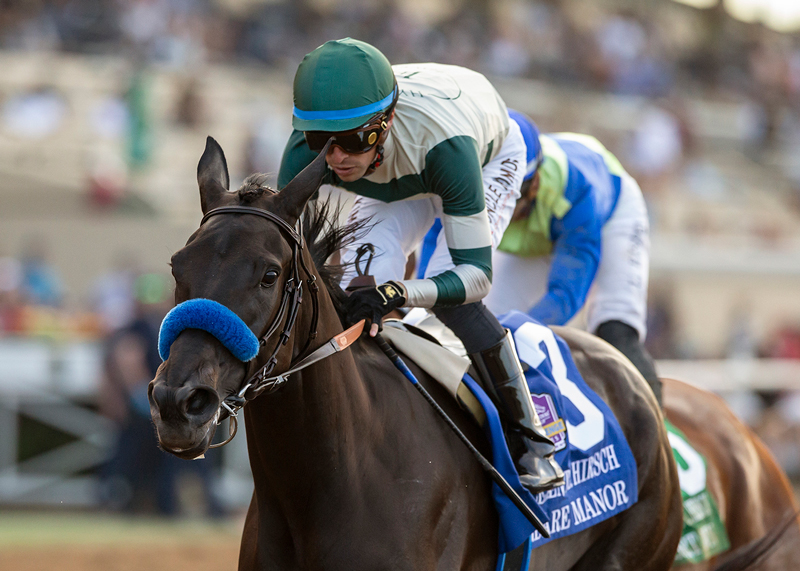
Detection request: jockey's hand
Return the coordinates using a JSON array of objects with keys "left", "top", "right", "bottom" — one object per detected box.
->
[{"left": 344, "top": 281, "right": 407, "bottom": 337}]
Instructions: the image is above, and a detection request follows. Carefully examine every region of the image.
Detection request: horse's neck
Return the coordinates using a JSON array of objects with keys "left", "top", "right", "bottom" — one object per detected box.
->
[{"left": 244, "top": 273, "right": 385, "bottom": 496}]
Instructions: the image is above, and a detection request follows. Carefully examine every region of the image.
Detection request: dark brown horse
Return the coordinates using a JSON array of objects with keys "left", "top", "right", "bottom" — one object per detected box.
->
[
  {"left": 147, "top": 137, "right": 770, "bottom": 570},
  {"left": 664, "top": 378, "right": 800, "bottom": 570}
]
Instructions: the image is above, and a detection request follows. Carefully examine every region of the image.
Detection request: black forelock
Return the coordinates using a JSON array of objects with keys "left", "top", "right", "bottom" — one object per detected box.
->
[{"left": 237, "top": 174, "right": 273, "bottom": 203}]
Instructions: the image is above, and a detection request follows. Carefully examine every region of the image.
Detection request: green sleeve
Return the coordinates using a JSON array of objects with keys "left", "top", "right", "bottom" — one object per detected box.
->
[
  {"left": 423, "top": 137, "right": 493, "bottom": 306},
  {"left": 424, "top": 136, "right": 486, "bottom": 216}
]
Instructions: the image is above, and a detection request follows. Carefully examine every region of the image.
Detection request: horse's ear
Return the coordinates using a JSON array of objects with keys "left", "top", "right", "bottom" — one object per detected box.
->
[
  {"left": 279, "top": 139, "right": 331, "bottom": 222},
  {"left": 197, "top": 136, "right": 230, "bottom": 214}
]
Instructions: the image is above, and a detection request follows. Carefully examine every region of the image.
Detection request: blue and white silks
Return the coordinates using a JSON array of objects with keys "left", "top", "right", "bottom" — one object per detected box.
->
[
  {"left": 158, "top": 298, "right": 260, "bottom": 362},
  {"left": 470, "top": 311, "right": 637, "bottom": 557}
]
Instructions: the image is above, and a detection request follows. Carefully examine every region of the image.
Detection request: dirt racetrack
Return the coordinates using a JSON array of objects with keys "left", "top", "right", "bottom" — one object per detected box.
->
[{"left": 0, "top": 512, "right": 242, "bottom": 571}]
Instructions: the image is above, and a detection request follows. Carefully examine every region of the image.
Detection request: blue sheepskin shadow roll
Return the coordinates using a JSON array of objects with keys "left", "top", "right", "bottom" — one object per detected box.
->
[{"left": 158, "top": 298, "right": 260, "bottom": 362}]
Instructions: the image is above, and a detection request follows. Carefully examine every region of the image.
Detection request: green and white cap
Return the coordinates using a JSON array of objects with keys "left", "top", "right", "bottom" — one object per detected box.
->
[{"left": 292, "top": 38, "right": 397, "bottom": 132}]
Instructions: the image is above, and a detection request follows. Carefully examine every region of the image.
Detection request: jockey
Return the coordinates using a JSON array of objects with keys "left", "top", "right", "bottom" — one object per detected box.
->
[
  {"left": 278, "top": 38, "right": 563, "bottom": 493},
  {"left": 482, "top": 110, "right": 662, "bottom": 404}
]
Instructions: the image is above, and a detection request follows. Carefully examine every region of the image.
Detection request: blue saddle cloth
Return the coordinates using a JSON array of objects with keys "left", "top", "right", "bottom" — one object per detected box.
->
[{"left": 467, "top": 312, "right": 638, "bottom": 560}]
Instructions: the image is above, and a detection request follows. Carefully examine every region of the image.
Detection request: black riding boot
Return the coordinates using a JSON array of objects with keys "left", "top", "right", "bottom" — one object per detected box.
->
[
  {"left": 595, "top": 320, "right": 662, "bottom": 407},
  {"left": 471, "top": 330, "right": 565, "bottom": 494}
]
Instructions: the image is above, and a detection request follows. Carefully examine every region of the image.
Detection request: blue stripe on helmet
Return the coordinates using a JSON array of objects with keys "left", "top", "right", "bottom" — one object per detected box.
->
[{"left": 293, "top": 86, "right": 397, "bottom": 122}]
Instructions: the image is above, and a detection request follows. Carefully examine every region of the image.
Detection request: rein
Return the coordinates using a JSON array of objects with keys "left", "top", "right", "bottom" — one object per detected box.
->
[{"left": 197, "top": 204, "right": 360, "bottom": 448}]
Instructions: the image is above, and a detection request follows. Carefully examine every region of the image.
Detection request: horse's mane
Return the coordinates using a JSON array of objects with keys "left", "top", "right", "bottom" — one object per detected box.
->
[{"left": 302, "top": 197, "right": 372, "bottom": 318}]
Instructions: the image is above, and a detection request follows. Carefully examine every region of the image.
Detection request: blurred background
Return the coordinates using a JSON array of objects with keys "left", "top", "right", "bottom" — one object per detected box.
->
[{"left": 1, "top": 0, "right": 800, "bottom": 569}]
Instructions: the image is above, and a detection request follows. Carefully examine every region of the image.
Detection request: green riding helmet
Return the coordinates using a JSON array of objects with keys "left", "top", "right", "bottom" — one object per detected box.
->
[{"left": 292, "top": 38, "right": 398, "bottom": 133}]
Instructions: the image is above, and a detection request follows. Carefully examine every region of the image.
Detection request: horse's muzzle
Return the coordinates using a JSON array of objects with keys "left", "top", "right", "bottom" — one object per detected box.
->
[{"left": 148, "top": 373, "right": 221, "bottom": 458}]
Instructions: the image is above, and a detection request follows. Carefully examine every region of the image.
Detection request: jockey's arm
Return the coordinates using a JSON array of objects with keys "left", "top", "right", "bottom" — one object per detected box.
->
[
  {"left": 401, "top": 137, "right": 492, "bottom": 308},
  {"left": 527, "top": 186, "right": 602, "bottom": 326}
]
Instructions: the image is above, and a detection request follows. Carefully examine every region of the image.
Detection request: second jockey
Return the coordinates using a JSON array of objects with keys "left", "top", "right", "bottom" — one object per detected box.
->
[
  {"left": 482, "top": 110, "right": 662, "bottom": 405},
  {"left": 278, "top": 38, "right": 563, "bottom": 493}
]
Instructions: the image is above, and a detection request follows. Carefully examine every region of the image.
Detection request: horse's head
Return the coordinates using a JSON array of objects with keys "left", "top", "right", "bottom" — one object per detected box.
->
[{"left": 148, "top": 137, "right": 329, "bottom": 459}]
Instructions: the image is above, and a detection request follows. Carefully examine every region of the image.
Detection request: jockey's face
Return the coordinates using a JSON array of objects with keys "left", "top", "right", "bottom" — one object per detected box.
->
[
  {"left": 325, "top": 144, "right": 379, "bottom": 182},
  {"left": 324, "top": 112, "right": 394, "bottom": 182},
  {"left": 512, "top": 171, "right": 541, "bottom": 222}
]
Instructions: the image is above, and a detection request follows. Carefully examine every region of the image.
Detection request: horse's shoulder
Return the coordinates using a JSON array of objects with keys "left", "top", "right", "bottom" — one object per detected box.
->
[
  {"left": 663, "top": 378, "right": 737, "bottom": 432},
  {"left": 350, "top": 334, "right": 484, "bottom": 443},
  {"left": 663, "top": 379, "right": 769, "bottom": 480}
]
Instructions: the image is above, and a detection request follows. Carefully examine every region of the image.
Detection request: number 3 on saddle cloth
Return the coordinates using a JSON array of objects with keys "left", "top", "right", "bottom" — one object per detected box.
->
[
  {"left": 500, "top": 312, "right": 727, "bottom": 567},
  {"left": 390, "top": 310, "right": 639, "bottom": 561},
  {"left": 498, "top": 312, "right": 639, "bottom": 548}
]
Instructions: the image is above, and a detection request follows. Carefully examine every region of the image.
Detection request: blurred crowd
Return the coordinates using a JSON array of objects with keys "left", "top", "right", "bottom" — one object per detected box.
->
[
  {"left": 0, "top": 238, "right": 93, "bottom": 338},
  {"left": 2, "top": 0, "right": 799, "bottom": 220},
  {"left": 0, "top": 0, "right": 798, "bottom": 104},
  {"left": 0, "top": 238, "right": 172, "bottom": 339},
  {"left": 12, "top": 1, "right": 786, "bottom": 352},
  {"left": 0, "top": 238, "right": 224, "bottom": 517}
]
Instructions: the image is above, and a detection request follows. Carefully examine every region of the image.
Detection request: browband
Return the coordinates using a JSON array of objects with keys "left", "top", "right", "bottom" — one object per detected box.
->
[{"left": 201, "top": 206, "right": 301, "bottom": 245}]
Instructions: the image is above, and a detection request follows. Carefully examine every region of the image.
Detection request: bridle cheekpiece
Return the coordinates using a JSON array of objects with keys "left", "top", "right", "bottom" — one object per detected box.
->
[{"left": 170, "top": 201, "right": 362, "bottom": 449}]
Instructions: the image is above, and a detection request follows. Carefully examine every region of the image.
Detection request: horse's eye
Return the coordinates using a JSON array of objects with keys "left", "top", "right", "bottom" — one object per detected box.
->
[{"left": 260, "top": 269, "right": 280, "bottom": 288}]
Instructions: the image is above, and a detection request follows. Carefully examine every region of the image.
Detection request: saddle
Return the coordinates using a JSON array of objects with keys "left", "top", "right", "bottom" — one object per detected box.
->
[
  {"left": 382, "top": 311, "right": 487, "bottom": 426},
  {"left": 345, "top": 250, "right": 487, "bottom": 424},
  {"left": 384, "top": 309, "right": 640, "bottom": 549}
]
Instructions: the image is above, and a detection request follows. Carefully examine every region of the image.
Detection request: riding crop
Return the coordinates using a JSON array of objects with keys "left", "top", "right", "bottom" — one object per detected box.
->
[{"left": 373, "top": 333, "right": 550, "bottom": 538}]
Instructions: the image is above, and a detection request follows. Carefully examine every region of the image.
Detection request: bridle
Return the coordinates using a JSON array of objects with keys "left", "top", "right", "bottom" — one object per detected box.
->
[{"left": 196, "top": 202, "right": 361, "bottom": 448}]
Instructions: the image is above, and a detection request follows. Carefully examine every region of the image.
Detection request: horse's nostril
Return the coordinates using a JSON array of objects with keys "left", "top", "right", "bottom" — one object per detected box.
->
[
  {"left": 150, "top": 382, "right": 170, "bottom": 411},
  {"left": 184, "top": 387, "right": 218, "bottom": 418}
]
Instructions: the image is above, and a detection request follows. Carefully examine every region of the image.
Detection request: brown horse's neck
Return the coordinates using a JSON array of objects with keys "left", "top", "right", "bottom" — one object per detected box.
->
[
  {"left": 242, "top": 258, "right": 382, "bottom": 501},
  {"left": 237, "top": 251, "right": 498, "bottom": 569}
]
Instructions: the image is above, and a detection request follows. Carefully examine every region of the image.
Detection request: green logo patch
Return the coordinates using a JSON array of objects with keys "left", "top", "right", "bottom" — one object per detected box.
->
[{"left": 665, "top": 419, "right": 730, "bottom": 565}]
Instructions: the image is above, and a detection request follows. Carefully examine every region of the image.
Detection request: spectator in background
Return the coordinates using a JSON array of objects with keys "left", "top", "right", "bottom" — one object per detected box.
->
[
  {"left": 125, "top": 65, "right": 153, "bottom": 170},
  {"left": 757, "top": 323, "right": 800, "bottom": 482},
  {"left": 243, "top": 101, "right": 292, "bottom": 183},
  {"left": 2, "top": 86, "right": 67, "bottom": 139},
  {"left": 726, "top": 303, "right": 758, "bottom": 360},
  {"left": 99, "top": 272, "right": 224, "bottom": 517},
  {"left": 0, "top": 254, "right": 24, "bottom": 333},
  {"left": 19, "top": 237, "right": 64, "bottom": 307},
  {"left": 91, "top": 252, "right": 139, "bottom": 333},
  {"left": 747, "top": 37, "right": 788, "bottom": 152},
  {"left": 625, "top": 101, "right": 685, "bottom": 198},
  {"left": 174, "top": 76, "right": 204, "bottom": 129},
  {"left": 594, "top": 13, "right": 647, "bottom": 89},
  {"left": 767, "top": 325, "right": 800, "bottom": 360},
  {"left": 99, "top": 272, "right": 169, "bottom": 513},
  {"left": 644, "top": 288, "right": 680, "bottom": 360}
]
